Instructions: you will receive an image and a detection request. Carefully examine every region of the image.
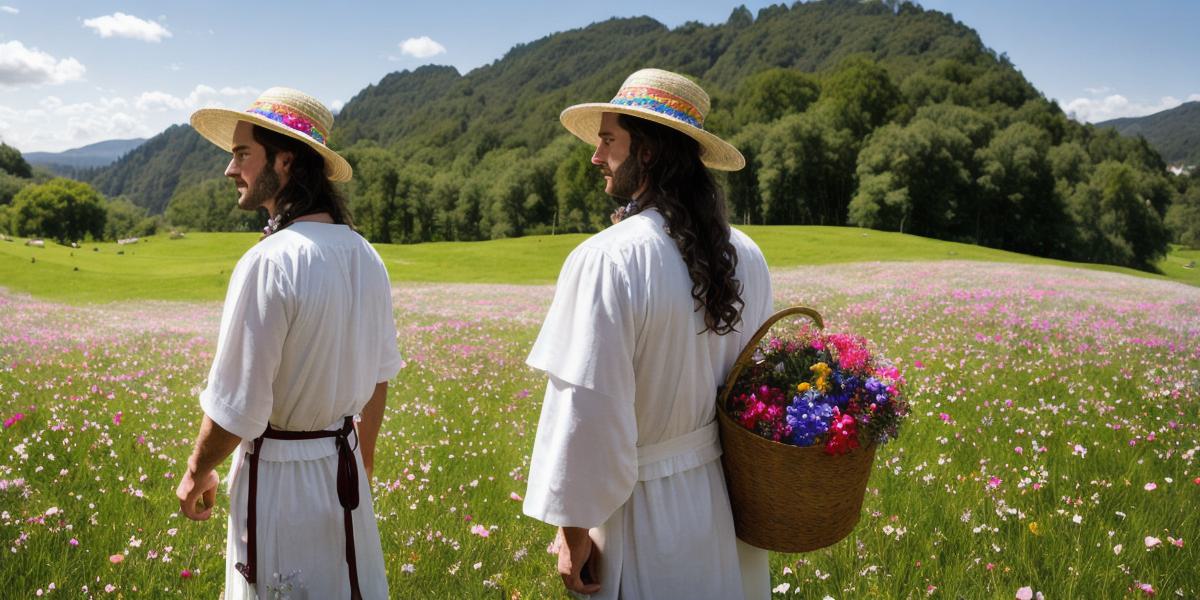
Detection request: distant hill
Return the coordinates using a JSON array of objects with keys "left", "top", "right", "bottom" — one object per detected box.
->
[
  {"left": 1097, "top": 101, "right": 1200, "bottom": 166},
  {"left": 87, "top": 125, "right": 225, "bottom": 214},
  {"left": 89, "top": 1, "right": 1005, "bottom": 213},
  {"left": 24, "top": 138, "right": 145, "bottom": 176}
]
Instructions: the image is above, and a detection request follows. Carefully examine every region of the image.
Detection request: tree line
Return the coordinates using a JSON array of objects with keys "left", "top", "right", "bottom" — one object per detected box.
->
[{"left": 5, "top": 2, "right": 1198, "bottom": 267}]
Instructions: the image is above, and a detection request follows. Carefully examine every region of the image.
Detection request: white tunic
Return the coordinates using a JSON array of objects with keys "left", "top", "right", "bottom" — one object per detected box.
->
[
  {"left": 200, "top": 222, "right": 403, "bottom": 599},
  {"left": 523, "top": 209, "right": 773, "bottom": 600}
]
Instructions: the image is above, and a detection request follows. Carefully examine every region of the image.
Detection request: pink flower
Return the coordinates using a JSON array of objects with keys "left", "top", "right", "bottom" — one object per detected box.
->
[
  {"left": 112, "top": 411, "right": 122, "bottom": 426},
  {"left": 1144, "top": 482, "right": 1157, "bottom": 491},
  {"left": 180, "top": 569, "right": 192, "bottom": 579},
  {"left": 109, "top": 554, "right": 124, "bottom": 564},
  {"left": 1016, "top": 586, "right": 1033, "bottom": 600},
  {"left": 939, "top": 413, "right": 951, "bottom": 422},
  {"left": 987, "top": 476, "right": 1002, "bottom": 489},
  {"left": 104, "top": 584, "right": 115, "bottom": 593},
  {"left": 1014, "top": 446, "right": 1024, "bottom": 455},
  {"left": 1136, "top": 582, "right": 1155, "bottom": 596},
  {"left": 509, "top": 492, "right": 522, "bottom": 502},
  {"left": 470, "top": 524, "right": 490, "bottom": 538},
  {"left": 913, "top": 360, "right": 925, "bottom": 369},
  {"left": 69, "top": 538, "right": 78, "bottom": 547},
  {"left": 1145, "top": 536, "right": 1162, "bottom": 549}
]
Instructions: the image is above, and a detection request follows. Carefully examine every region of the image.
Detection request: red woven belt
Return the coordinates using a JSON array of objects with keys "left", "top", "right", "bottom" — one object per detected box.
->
[{"left": 236, "top": 416, "right": 362, "bottom": 600}]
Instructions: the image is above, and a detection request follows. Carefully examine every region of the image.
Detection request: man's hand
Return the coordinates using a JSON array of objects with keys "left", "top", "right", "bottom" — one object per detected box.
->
[
  {"left": 176, "top": 468, "right": 220, "bottom": 521},
  {"left": 557, "top": 526, "right": 601, "bottom": 595}
]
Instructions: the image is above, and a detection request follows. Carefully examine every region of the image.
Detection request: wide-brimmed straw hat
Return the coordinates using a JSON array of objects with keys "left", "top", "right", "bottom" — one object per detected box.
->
[
  {"left": 190, "top": 87, "right": 352, "bottom": 182},
  {"left": 560, "top": 68, "right": 744, "bottom": 171}
]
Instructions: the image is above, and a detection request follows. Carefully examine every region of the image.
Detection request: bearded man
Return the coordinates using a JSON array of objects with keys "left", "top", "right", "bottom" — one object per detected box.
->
[
  {"left": 523, "top": 68, "right": 773, "bottom": 599},
  {"left": 176, "top": 87, "right": 401, "bottom": 599}
]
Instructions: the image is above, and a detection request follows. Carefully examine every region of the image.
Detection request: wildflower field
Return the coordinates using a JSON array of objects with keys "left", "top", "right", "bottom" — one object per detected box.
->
[{"left": 2, "top": 251, "right": 1198, "bottom": 598}]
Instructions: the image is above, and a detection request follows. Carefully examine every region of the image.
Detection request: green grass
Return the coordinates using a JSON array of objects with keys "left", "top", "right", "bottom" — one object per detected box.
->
[{"left": 1, "top": 228, "right": 1196, "bottom": 304}]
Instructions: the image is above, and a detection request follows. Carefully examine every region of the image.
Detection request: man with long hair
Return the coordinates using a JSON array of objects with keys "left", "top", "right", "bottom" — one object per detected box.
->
[
  {"left": 523, "top": 69, "right": 773, "bottom": 599},
  {"left": 176, "top": 88, "right": 401, "bottom": 599}
]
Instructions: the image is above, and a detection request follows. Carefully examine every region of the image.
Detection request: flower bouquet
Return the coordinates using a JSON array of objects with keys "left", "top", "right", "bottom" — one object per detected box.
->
[{"left": 716, "top": 307, "right": 909, "bottom": 552}]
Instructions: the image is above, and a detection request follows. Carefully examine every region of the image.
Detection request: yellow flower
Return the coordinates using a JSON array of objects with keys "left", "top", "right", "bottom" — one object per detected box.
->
[
  {"left": 798, "top": 382, "right": 811, "bottom": 393},
  {"left": 810, "top": 363, "right": 831, "bottom": 393},
  {"left": 1028, "top": 522, "right": 1040, "bottom": 536}
]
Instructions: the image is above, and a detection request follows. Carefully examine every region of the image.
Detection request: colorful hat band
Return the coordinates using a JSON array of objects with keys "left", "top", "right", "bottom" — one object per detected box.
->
[
  {"left": 246, "top": 101, "right": 328, "bottom": 145},
  {"left": 610, "top": 86, "right": 705, "bottom": 129}
]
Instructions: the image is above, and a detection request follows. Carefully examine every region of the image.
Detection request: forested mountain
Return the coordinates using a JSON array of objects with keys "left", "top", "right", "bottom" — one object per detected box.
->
[
  {"left": 82, "top": 0, "right": 1184, "bottom": 269},
  {"left": 24, "top": 138, "right": 146, "bottom": 176},
  {"left": 1098, "top": 101, "right": 1200, "bottom": 166},
  {"left": 88, "top": 125, "right": 225, "bottom": 214}
]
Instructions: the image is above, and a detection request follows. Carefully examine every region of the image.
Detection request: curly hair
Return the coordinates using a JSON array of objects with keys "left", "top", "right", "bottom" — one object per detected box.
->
[
  {"left": 251, "top": 125, "right": 355, "bottom": 231},
  {"left": 617, "top": 114, "right": 744, "bottom": 335}
]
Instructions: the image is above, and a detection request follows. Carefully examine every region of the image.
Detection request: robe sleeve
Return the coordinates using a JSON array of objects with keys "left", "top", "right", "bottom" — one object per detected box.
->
[
  {"left": 523, "top": 245, "right": 640, "bottom": 528},
  {"left": 522, "top": 375, "right": 638, "bottom": 528},
  {"left": 526, "top": 245, "right": 637, "bottom": 402},
  {"left": 199, "top": 251, "right": 291, "bottom": 441}
]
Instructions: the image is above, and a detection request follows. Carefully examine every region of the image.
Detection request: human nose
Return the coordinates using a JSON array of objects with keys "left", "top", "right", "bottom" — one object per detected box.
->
[
  {"left": 591, "top": 144, "right": 604, "bottom": 165},
  {"left": 224, "top": 157, "right": 238, "bottom": 178}
]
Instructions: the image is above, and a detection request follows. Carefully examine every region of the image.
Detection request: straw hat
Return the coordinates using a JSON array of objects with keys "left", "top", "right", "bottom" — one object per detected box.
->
[
  {"left": 560, "top": 68, "right": 745, "bottom": 171},
  {"left": 190, "top": 87, "right": 352, "bottom": 182}
]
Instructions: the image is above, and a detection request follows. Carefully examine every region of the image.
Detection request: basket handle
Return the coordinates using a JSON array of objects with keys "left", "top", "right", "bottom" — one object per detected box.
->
[{"left": 717, "top": 306, "right": 825, "bottom": 410}]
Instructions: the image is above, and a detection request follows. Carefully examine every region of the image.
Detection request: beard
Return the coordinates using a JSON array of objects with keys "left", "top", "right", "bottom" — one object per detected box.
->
[
  {"left": 606, "top": 156, "right": 644, "bottom": 201},
  {"left": 238, "top": 167, "right": 282, "bottom": 212}
]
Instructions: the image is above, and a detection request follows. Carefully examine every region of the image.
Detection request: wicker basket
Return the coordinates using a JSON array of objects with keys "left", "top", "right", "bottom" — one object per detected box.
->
[{"left": 717, "top": 306, "right": 878, "bottom": 553}]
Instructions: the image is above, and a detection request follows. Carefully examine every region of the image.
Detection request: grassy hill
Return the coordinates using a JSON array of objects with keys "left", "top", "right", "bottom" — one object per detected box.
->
[{"left": 1, "top": 227, "right": 1194, "bottom": 304}]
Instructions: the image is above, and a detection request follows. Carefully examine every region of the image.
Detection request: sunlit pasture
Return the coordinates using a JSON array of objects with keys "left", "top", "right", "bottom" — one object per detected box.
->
[{"left": 1, "top": 259, "right": 1197, "bottom": 598}]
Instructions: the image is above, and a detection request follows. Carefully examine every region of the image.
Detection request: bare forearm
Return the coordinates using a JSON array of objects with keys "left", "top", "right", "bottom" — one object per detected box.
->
[
  {"left": 357, "top": 382, "right": 387, "bottom": 473},
  {"left": 187, "top": 415, "right": 242, "bottom": 476},
  {"left": 561, "top": 526, "right": 590, "bottom": 546}
]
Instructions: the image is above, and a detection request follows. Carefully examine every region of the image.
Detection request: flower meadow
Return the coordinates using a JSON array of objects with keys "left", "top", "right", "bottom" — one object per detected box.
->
[{"left": 2, "top": 261, "right": 1198, "bottom": 598}]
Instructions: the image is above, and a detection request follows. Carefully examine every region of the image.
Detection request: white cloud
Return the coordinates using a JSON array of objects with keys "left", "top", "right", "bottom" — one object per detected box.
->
[
  {"left": 83, "top": 12, "right": 172, "bottom": 43},
  {"left": 1, "top": 6, "right": 19, "bottom": 14},
  {"left": 0, "top": 40, "right": 85, "bottom": 87},
  {"left": 0, "top": 95, "right": 151, "bottom": 152},
  {"left": 1064, "top": 91, "right": 1200, "bottom": 123},
  {"left": 135, "top": 84, "right": 259, "bottom": 111},
  {"left": 1, "top": 84, "right": 260, "bottom": 152},
  {"left": 398, "top": 36, "right": 446, "bottom": 59}
]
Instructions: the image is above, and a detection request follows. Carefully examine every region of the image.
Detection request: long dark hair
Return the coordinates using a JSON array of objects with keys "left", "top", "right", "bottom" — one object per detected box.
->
[
  {"left": 618, "top": 114, "right": 744, "bottom": 335},
  {"left": 252, "top": 125, "right": 355, "bottom": 231}
]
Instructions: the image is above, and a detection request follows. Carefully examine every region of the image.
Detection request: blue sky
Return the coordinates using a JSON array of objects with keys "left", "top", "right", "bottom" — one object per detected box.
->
[{"left": 1, "top": 0, "right": 1196, "bottom": 153}]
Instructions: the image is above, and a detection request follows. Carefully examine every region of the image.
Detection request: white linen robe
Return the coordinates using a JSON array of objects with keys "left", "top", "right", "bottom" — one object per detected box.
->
[
  {"left": 200, "top": 222, "right": 403, "bottom": 599},
  {"left": 523, "top": 209, "right": 773, "bottom": 600}
]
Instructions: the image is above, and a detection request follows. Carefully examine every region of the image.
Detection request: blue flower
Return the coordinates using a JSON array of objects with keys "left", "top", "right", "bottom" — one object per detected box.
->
[{"left": 786, "top": 393, "right": 833, "bottom": 446}]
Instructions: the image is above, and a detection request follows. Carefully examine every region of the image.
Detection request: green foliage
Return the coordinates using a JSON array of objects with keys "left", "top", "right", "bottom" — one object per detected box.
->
[
  {"left": 849, "top": 117, "right": 975, "bottom": 236},
  {"left": 68, "top": 0, "right": 1177, "bottom": 272},
  {"left": 165, "top": 178, "right": 262, "bottom": 233},
  {"left": 103, "top": 197, "right": 158, "bottom": 240},
  {"left": 0, "top": 142, "right": 33, "bottom": 178},
  {"left": 734, "top": 68, "right": 820, "bottom": 126},
  {"left": 1067, "top": 161, "right": 1171, "bottom": 269},
  {"left": 757, "top": 112, "right": 855, "bottom": 225},
  {"left": 814, "top": 55, "right": 902, "bottom": 139},
  {"left": 8, "top": 178, "right": 107, "bottom": 243},
  {"left": 0, "top": 170, "right": 30, "bottom": 206},
  {"left": 1165, "top": 178, "right": 1200, "bottom": 248}
]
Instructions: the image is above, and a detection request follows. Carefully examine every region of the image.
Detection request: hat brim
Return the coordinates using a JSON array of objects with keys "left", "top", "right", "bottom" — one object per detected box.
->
[
  {"left": 190, "top": 108, "right": 353, "bottom": 182},
  {"left": 560, "top": 102, "right": 745, "bottom": 171}
]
